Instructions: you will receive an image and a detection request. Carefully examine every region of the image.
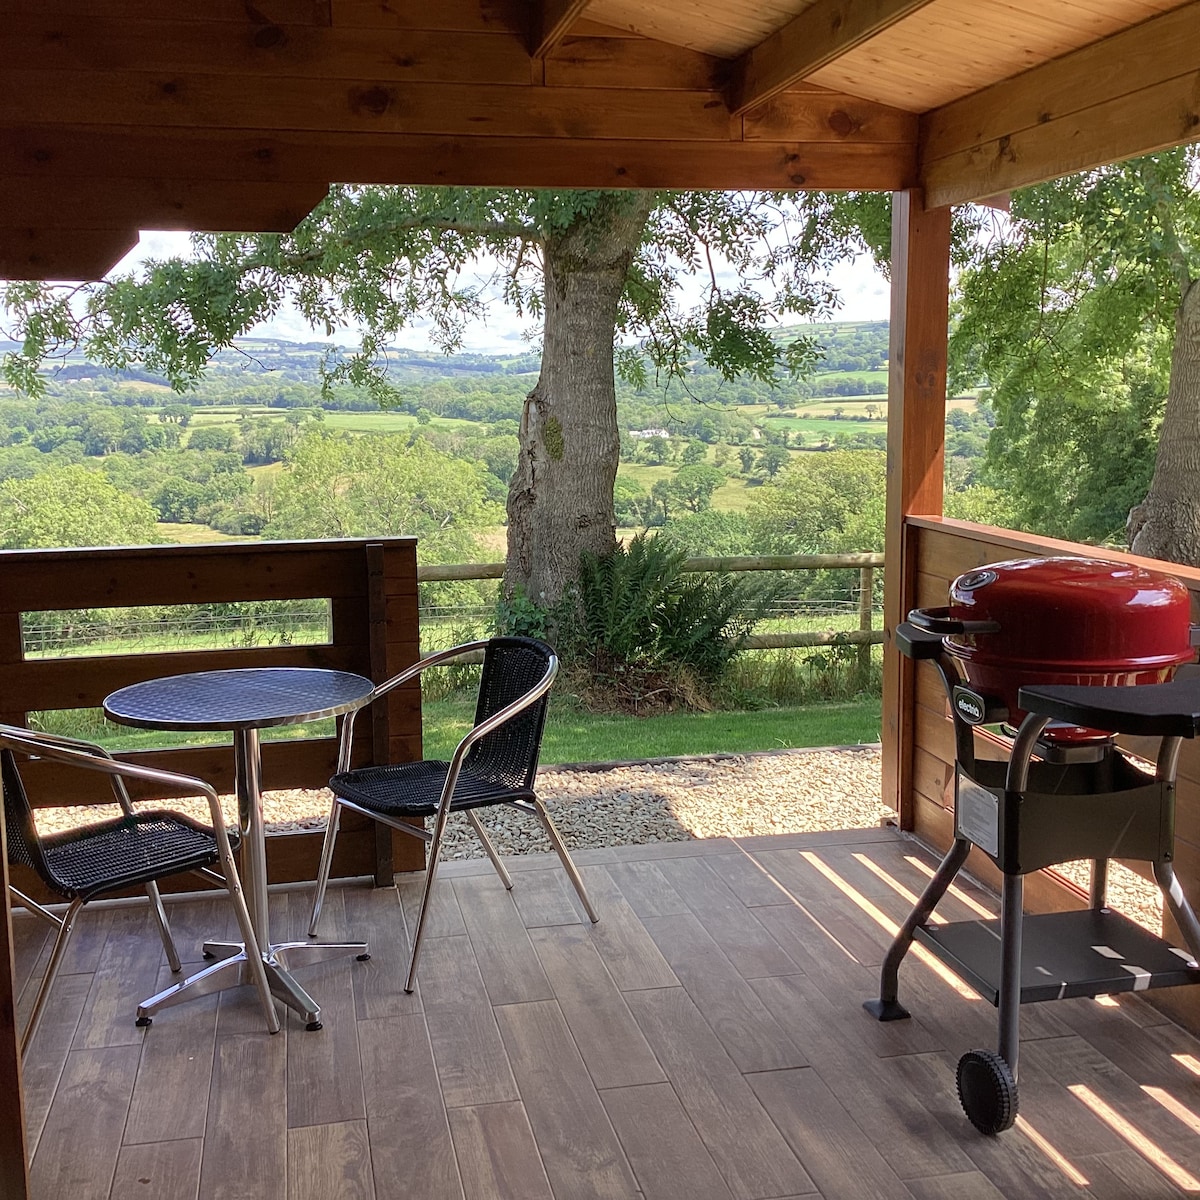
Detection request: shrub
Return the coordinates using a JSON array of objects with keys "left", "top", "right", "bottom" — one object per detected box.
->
[{"left": 561, "top": 532, "right": 777, "bottom": 711}]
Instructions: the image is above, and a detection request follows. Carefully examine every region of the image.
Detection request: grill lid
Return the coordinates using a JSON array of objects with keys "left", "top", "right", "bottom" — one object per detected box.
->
[{"left": 942, "top": 556, "right": 1194, "bottom": 672}]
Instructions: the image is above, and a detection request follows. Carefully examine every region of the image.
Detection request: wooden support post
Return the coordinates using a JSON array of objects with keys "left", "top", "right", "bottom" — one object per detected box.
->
[
  {"left": 881, "top": 191, "right": 951, "bottom": 826},
  {"left": 0, "top": 822, "right": 31, "bottom": 1200}
]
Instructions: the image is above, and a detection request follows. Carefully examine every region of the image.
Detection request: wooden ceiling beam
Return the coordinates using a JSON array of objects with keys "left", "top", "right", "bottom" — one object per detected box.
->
[
  {"left": 0, "top": 180, "right": 330, "bottom": 234},
  {"left": 920, "top": 1, "right": 1200, "bottom": 207},
  {"left": 728, "top": 0, "right": 936, "bottom": 117},
  {"left": 0, "top": 229, "right": 139, "bottom": 281},
  {"left": 532, "top": 0, "right": 593, "bottom": 59},
  {"left": 2, "top": 128, "right": 917, "bottom": 192}
]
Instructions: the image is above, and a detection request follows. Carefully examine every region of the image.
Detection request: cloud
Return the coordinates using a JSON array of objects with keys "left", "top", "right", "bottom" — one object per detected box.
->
[{"left": 109, "top": 229, "right": 890, "bottom": 355}]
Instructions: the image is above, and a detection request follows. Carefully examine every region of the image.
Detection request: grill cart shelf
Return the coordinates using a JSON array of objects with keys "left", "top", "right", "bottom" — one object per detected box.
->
[{"left": 867, "top": 620, "right": 1200, "bottom": 1135}]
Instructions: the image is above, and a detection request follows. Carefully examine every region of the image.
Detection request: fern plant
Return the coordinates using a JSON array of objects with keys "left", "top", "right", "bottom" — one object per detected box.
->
[{"left": 565, "top": 532, "right": 776, "bottom": 705}]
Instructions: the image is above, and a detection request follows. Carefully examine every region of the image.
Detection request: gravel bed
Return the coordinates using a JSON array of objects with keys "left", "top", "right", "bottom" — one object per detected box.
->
[{"left": 33, "top": 742, "right": 1162, "bottom": 931}]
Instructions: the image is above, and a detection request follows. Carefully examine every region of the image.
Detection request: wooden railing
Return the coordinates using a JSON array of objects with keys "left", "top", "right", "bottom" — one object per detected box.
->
[{"left": 0, "top": 538, "right": 425, "bottom": 887}]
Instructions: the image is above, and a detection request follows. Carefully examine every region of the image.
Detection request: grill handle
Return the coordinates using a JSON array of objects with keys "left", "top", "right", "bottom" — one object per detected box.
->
[{"left": 907, "top": 606, "right": 1001, "bottom": 636}]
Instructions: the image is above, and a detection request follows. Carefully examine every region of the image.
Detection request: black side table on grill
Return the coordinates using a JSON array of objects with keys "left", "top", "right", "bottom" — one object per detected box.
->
[{"left": 104, "top": 666, "right": 375, "bottom": 1030}]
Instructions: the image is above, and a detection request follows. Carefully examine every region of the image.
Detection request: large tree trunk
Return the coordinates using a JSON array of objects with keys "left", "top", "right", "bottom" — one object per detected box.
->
[
  {"left": 505, "top": 192, "right": 656, "bottom": 609},
  {"left": 1129, "top": 277, "right": 1200, "bottom": 563}
]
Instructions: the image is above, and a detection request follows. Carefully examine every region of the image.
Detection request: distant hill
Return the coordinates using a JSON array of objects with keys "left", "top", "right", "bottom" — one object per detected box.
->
[{"left": 3, "top": 320, "right": 886, "bottom": 391}]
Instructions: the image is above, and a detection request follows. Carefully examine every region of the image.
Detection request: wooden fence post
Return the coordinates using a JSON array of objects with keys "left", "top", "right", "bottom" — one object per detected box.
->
[{"left": 858, "top": 565, "right": 875, "bottom": 673}]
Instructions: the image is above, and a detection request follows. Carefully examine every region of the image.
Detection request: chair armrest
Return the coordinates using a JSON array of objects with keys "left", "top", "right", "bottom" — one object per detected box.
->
[
  {"left": 0, "top": 729, "right": 238, "bottom": 862},
  {"left": 0, "top": 722, "right": 139, "bottom": 815}
]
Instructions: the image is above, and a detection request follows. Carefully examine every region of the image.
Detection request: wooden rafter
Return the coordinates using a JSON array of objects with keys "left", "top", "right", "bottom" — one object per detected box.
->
[
  {"left": 532, "top": 0, "right": 593, "bottom": 60},
  {"left": 727, "top": 0, "right": 936, "bottom": 117},
  {"left": 920, "top": 1, "right": 1200, "bottom": 208}
]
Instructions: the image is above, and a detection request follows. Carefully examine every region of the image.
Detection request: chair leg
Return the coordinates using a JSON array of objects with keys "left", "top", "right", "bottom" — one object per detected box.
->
[
  {"left": 466, "top": 810, "right": 514, "bottom": 890},
  {"left": 20, "top": 896, "right": 83, "bottom": 1056},
  {"left": 404, "top": 803, "right": 455, "bottom": 994},
  {"left": 530, "top": 798, "right": 599, "bottom": 923},
  {"left": 145, "top": 880, "right": 182, "bottom": 973},
  {"left": 308, "top": 796, "right": 344, "bottom": 937}
]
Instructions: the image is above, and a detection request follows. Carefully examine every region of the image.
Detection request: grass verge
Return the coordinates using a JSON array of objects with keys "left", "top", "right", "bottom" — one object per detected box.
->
[{"left": 422, "top": 694, "right": 881, "bottom": 765}]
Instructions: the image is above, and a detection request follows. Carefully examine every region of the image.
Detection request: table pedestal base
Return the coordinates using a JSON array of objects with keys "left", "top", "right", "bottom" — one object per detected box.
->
[{"left": 136, "top": 939, "right": 369, "bottom": 1030}]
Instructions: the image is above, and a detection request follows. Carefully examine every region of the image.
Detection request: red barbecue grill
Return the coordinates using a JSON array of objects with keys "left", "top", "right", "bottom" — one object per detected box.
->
[{"left": 866, "top": 555, "right": 1200, "bottom": 1135}]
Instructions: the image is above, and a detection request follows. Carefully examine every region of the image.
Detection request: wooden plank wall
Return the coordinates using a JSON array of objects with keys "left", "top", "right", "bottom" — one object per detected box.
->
[
  {"left": 0, "top": 537, "right": 424, "bottom": 884},
  {"left": 905, "top": 515, "right": 1200, "bottom": 1025}
]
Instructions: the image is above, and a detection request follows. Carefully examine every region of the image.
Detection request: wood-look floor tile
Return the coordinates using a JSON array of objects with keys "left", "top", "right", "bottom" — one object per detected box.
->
[
  {"left": 161, "top": 895, "right": 237, "bottom": 963},
  {"left": 577, "top": 866, "right": 678, "bottom": 991},
  {"left": 110, "top": 1139, "right": 203, "bottom": 1200},
  {"left": 528, "top": 924, "right": 665, "bottom": 1090},
  {"left": 21, "top": 971, "right": 89, "bottom": 1157},
  {"left": 902, "top": 1170, "right": 1008, "bottom": 1200},
  {"left": 642, "top": 913, "right": 806, "bottom": 1073},
  {"left": 448, "top": 1101, "right": 554, "bottom": 1200},
  {"left": 343, "top": 884, "right": 422, "bottom": 1020},
  {"left": 704, "top": 851, "right": 794, "bottom": 908},
  {"left": 750, "top": 965, "right": 943, "bottom": 1062},
  {"left": 601, "top": 1082, "right": 736, "bottom": 1200},
  {"left": 73, "top": 907, "right": 167, "bottom": 1050},
  {"left": 286, "top": 958, "right": 365, "bottom": 1129},
  {"left": 287, "top": 1121, "right": 375, "bottom": 1200},
  {"left": 358, "top": 1014, "right": 462, "bottom": 1200},
  {"left": 1081, "top": 1148, "right": 1191, "bottom": 1198},
  {"left": 397, "top": 873, "right": 467, "bottom": 940},
  {"left": 749, "top": 977, "right": 969, "bottom": 1181},
  {"left": 737, "top": 828, "right": 898, "bottom": 852},
  {"left": 510, "top": 867, "right": 587, "bottom": 928},
  {"left": 10, "top": 910, "right": 50, "bottom": 997},
  {"left": 603, "top": 861, "right": 689, "bottom": 919},
  {"left": 751, "top": 902, "right": 871, "bottom": 995},
  {"left": 494, "top": 999, "right": 640, "bottom": 1200},
  {"left": 655, "top": 856, "right": 797, "bottom": 978},
  {"left": 746, "top": 1067, "right": 915, "bottom": 1200},
  {"left": 624, "top": 987, "right": 812, "bottom": 1200},
  {"left": 1014, "top": 1035, "right": 1137, "bottom": 1158},
  {"left": 29, "top": 1046, "right": 141, "bottom": 1200},
  {"left": 199, "top": 1032, "right": 287, "bottom": 1200},
  {"left": 427, "top": 1005, "right": 521, "bottom": 1110},
  {"left": 124, "top": 973, "right": 218, "bottom": 1145},
  {"left": 453, "top": 875, "right": 553, "bottom": 1006},
  {"left": 412, "top": 935, "right": 489, "bottom": 1009}
]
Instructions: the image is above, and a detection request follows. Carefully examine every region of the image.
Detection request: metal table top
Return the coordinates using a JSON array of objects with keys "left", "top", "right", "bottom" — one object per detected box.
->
[{"left": 103, "top": 667, "right": 375, "bottom": 732}]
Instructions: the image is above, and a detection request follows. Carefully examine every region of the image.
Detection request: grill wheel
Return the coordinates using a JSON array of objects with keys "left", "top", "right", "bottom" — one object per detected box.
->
[{"left": 957, "top": 1048, "right": 1018, "bottom": 1135}]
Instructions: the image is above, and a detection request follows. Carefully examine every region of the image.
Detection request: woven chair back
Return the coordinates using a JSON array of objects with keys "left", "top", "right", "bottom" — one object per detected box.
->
[
  {"left": 465, "top": 637, "right": 554, "bottom": 791},
  {"left": 2, "top": 746, "right": 56, "bottom": 886}
]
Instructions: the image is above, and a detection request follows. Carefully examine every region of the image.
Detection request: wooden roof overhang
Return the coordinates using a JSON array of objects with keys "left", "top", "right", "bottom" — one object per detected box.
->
[{"left": 2, "top": 0, "right": 1199, "bottom": 280}]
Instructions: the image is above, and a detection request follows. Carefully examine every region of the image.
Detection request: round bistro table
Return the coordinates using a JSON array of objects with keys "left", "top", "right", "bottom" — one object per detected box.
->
[{"left": 104, "top": 666, "right": 375, "bottom": 1030}]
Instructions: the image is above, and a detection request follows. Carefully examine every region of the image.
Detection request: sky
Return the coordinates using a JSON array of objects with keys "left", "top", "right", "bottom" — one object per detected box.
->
[{"left": 113, "top": 229, "right": 892, "bottom": 356}]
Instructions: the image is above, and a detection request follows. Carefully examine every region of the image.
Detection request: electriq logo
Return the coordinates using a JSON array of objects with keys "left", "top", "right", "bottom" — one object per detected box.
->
[{"left": 953, "top": 688, "right": 987, "bottom": 724}]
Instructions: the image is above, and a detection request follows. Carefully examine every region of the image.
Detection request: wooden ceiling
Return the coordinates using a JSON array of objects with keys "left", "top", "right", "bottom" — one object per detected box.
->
[{"left": 2, "top": 0, "right": 1198, "bottom": 280}]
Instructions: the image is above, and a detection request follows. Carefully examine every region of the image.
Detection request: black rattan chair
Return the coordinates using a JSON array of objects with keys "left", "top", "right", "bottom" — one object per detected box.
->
[
  {"left": 307, "top": 636, "right": 598, "bottom": 991},
  {"left": 2, "top": 725, "right": 278, "bottom": 1051}
]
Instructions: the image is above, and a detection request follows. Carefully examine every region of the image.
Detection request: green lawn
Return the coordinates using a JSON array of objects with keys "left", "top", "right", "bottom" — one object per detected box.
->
[
  {"left": 422, "top": 694, "right": 881, "bottom": 765},
  {"left": 38, "top": 694, "right": 881, "bottom": 765}
]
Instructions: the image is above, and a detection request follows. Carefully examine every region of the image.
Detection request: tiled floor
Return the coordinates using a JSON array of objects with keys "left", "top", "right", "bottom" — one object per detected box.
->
[{"left": 15, "top": 826, "right": 1200, "bottom": 1199}]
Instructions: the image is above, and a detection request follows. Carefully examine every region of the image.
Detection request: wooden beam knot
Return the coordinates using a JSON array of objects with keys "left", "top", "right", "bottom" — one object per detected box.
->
[
  {"left": 252, "top": 25, "right": 287, "bottom": 49},
  {"left": 348, "top": 85, "right": 396, "bottom": 117},
  {"left": 828, "top": 110, "right": 856, "bottom": 137}
]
